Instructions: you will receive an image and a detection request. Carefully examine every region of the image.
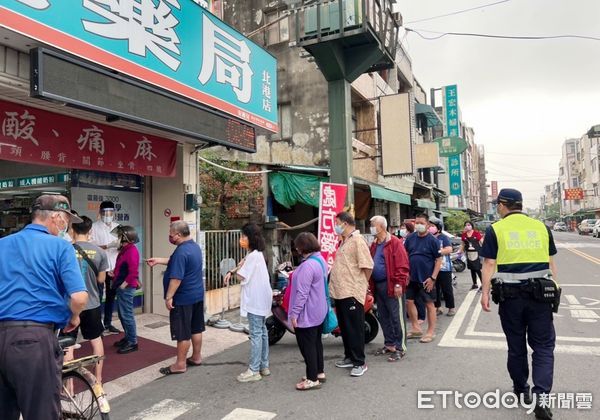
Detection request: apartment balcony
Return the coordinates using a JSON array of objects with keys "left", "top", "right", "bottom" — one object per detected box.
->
[{"left": 294, "top": 0, "right": 400, "bottom": 81}]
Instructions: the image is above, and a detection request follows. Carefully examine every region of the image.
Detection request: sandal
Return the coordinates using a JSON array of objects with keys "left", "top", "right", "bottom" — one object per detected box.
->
[
  {"left": 374, "top": 346, "right": 395, "bottom": 356},
  {"left": 419, "top": 335, "right": 436, "bottom": 344},
  {"left": 186, "top": 358, "right": 202, "bottom": 367},
  {"left": 159, "top": 366, "right": 185, "bottom": 375},
  {"left": 407, "top": 331, "right": 423, "bottom": 339},
  {"left": 296, "top": 379, "right": 321, "bottom": 391},
  {"left": 302, "top": 374, "right": 326, "bottom": 383},
  {"left": 388, "top": 350, "right": 405, "bottom": 362}
]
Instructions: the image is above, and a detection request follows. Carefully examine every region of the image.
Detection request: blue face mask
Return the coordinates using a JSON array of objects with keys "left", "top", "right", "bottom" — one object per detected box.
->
[{"left": 334, "top": 224, "right": 344, "bottom": 235}]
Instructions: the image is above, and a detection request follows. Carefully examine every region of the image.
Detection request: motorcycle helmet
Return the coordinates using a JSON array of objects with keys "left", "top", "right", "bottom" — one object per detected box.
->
[
  {"left": 111, "top": 225, "right": 139, "bottom": 244},
  {"left": 430, "top": 217, "right": 444, "bottom": 233}
]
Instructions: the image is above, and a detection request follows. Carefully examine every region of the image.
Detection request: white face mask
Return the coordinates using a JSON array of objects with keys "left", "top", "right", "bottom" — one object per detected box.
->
[
  {"left": 415, "top": 224, "right": 427, "bottom": 234},
  {"left": 102, "top": 215, "right": 114, "bottom": 224},
  {"left": 370, "top": 226, "right": 378, "bottom": 235},
  {"left": 399, "top": 229, "right": 407, "bottom": 237}
]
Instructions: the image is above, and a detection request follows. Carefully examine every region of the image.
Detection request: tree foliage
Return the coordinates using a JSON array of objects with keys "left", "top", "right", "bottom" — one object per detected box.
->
[{"left": 444, "top": 210, "right": 471, "bottom": 235}]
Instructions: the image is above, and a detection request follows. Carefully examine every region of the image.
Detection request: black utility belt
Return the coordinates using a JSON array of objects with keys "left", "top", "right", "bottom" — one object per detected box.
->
[{"left": 491, "top": 278, "right": 561, "bottom": 313}]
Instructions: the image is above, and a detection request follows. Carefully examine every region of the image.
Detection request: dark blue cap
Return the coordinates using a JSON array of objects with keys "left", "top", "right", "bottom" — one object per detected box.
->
[{"left": 493, "top": 188, "right": 523, "bottom": 204}]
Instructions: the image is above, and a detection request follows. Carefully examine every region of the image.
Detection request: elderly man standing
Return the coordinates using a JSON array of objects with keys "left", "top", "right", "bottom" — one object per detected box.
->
[
  {"left": 369, "top": 215, "right": 410, "bottom": 361},
  {"left": 0, "top": 195, "right": 88, "bottom": 420},
  {"left": 147, "top": 221, "right": 204, "bottom": 375},
  {"left": 330, "top": 211, "right": 374, "bottom": 377}
]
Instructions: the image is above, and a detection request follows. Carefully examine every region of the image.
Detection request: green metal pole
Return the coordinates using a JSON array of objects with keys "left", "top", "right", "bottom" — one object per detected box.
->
[{"left": 328, "top": 78, "right": 354, "bottom": 207}]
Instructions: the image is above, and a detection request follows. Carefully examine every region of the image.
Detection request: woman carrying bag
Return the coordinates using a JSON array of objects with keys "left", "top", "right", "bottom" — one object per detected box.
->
[
  {"left": 461, "top": 221, "right": 484, "bottom": 291},
  {"left": 288, "top": 232, "right": 329, "bottom": 391}
]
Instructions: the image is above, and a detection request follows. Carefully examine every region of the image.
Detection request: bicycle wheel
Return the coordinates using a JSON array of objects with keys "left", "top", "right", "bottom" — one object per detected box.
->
[{"left": 61, "top": 370, "right": 108, "bottom": 420}]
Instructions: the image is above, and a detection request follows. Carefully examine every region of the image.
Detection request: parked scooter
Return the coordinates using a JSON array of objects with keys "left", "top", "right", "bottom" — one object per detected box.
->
[{"left": 266, "top": 265, "right": 379, "bottom": 346}]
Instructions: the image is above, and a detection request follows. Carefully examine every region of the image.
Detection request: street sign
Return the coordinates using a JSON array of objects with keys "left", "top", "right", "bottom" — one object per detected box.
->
[
  {"left": 318, "top": 182, "right": 347, "bottom": 269},
  {"left": 433, "top": 136, "right": 468, "bottom": 157},
  {"left": 448, "top": 155, "right": 462, "bottom": 196},
  {"left": 491, "top": 181, "right": 498, "bottom": 199},
  {"left": 565, "top": 188, "right": 584, "bottom": 200}
]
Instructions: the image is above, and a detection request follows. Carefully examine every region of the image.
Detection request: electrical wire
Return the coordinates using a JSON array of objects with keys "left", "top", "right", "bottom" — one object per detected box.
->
[
  {"left": 405, "top": 0, "right": 511, "bottom": 25},
  {"left": 405, "top": 27, "right": 600, "bottom": 42},
  {"left": 197, "top": 155, "right": 271, "bottom": 174}
]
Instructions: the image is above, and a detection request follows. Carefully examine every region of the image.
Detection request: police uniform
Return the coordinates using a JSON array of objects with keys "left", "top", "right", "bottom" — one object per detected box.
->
[{"left": 480, "top": 189, "right": 558, "bottom": 413}]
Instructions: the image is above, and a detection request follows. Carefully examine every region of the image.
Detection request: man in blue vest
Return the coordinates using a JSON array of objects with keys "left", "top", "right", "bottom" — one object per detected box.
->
[{"left": 480, "top": 189, "right": 558, "bottom": 420}]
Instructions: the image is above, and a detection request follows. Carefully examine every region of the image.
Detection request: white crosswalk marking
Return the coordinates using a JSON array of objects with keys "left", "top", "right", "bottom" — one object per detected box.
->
[
  {"left": 221, "top": 408, "right": 277, "bottom": 420},
  {"left": 128, "top": 399, "right": 199, "bottom": 420}
]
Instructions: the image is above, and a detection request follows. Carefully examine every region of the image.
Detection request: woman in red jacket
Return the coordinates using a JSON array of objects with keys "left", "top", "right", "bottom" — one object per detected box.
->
[
  {"left": 461, "top": 221, "right": 484, "bottom": 291},
  {"left": 369, "top": 216, "right": 410, "bottom": 362}
]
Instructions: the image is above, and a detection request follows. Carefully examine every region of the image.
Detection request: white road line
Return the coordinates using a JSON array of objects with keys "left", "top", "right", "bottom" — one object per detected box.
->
[
  {"left": 221, "top": 408, "right": 277, "bottom": 420},
  {"left": 439, "top": 289, "right": 478, "bottom": 347},
  {"left": 570, "top": 310, "right": 600, "bottom": 319},
  {"left": 128, "top": 399, "right": 199, "bottom": 420},
  {"left": 565, "top": 295, "right": 581, "bottom": 305},
  {"left": 559, "top": 284, "right": 600, "bottom": 287}
]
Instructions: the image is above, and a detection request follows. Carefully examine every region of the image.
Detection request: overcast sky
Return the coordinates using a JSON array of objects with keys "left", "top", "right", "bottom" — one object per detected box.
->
[{"left": 399, "top": 0, "right": 600, "bottom": 208}]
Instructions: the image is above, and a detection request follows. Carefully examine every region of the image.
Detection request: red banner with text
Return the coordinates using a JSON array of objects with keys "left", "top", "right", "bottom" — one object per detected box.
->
[
  {"left": 0, "top": 100, "right": 176, "bottom": 177},
  {"left": 318, "top": 182, "right": 348, "bottom": 269}
]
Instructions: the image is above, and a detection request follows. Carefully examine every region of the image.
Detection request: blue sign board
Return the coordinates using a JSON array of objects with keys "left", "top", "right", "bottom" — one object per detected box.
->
[
  {"left": 448, "top": 155, "right": 462, "bottom": 196},
  {"left": 0, "top": 0, "right": 278, "bottom": 132}
]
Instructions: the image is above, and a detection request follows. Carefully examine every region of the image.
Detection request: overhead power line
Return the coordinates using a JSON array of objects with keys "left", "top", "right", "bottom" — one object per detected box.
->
[
  {"left": 405, "top": 28, "right": 600, "bottom": 42},
  {"left": 405, "top": 0, "right": 511, "bottom": 24}
]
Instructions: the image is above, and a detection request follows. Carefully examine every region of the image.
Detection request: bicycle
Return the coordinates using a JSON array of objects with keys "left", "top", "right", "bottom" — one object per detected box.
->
[{"left": 59, "top": 335, "right": 111, "bottom": 420}]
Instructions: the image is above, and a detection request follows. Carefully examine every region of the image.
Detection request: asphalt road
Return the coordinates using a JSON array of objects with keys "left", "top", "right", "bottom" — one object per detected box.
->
[{"left": 110, "top": 231, "right": 599, "bottom": 419}]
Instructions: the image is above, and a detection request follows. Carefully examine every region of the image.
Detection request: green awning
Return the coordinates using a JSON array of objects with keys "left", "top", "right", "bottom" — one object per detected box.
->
[
  {"left": 370, "top": 185, "right": 411, "bottom": 205},
  {"left": 416, "top": 199, "right": 437, "bottom": 209},
  {"left": 415, "top": 103, "right": 443, "bottom": 128},
  {"left": 268, "top": 171, "right": 328, "bottom": 209}
]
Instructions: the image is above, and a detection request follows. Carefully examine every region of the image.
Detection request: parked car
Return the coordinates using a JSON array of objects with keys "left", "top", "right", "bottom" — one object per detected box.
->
[
  {"left": 578, "top": 219, "right": 596, "bottom": 235},
  {"left": 592, "top": 220, "right": 600, "bottom": 238},
  {"left": 553, "top": 222, "right": 567, "bottom": 232}
]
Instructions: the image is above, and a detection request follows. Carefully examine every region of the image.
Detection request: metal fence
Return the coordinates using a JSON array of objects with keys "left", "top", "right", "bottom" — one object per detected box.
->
[{"left": 203, "top": 230, "right": 246, "bottom": 291}]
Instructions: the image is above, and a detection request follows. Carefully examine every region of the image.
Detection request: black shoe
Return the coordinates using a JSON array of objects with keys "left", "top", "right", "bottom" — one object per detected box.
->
[
  {"left": 517, "top": 391, "right": 533, "bottom": 405},
  {"left": 534, "top": 405, "right": 553, "bottom": 420},
  {"left": 117, "top": 343, "right": 138, "bottom": 354},
  {"left": 470, "top": 285, "right": 478, "bottom": 290},
  {"left": 113, "top": 338, "right": 128, "bottom": 348},
  {"left": 104, "top": 325, "right": 121, "bottom": 334}
]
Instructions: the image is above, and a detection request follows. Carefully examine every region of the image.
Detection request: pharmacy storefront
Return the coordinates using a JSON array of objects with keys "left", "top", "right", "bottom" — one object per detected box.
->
[{"left": 0, "top": 0, "right": 277, "bottom": 314}]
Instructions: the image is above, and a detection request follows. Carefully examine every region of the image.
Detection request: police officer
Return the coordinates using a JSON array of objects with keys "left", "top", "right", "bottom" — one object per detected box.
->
[{"left": 480, "top": 189, "right": 558, "bottom": 420}]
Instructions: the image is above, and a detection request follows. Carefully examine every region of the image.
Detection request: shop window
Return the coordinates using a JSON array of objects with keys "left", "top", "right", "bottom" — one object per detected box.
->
[{"left": 265, "top": 10, "right": 289, "bottom": 46}]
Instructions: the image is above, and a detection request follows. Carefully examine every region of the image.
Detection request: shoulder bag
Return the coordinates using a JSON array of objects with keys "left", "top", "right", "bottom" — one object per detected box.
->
[{"left": 308, "top": 255, "right": 338, "bottom": 334}]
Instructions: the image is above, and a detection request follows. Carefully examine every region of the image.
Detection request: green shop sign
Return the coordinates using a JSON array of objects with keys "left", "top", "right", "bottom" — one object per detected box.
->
[
  {"left": 434, "top": 136, "right": 468, "bottom": 157},
  {"left": 0, "top": 173, "right": 69, "bottom": 190}
]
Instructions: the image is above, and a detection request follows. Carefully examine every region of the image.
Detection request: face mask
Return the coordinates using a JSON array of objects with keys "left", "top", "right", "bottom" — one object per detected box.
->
[
  {"left": 415, "top": 224, "right": 427, "bottom": 234},
  {"left": 399, "top": 229, "right": 407, "bottom": 237},
  {"left": 168, "top": 234, "right": 178, "bottom": 245},
  {"left": 102, "top": 215, "right": 113, "bottom": 224},
  {"left": 465, "top": 225, "right": 473, "bottom": 232},
  {"left": 428, "top": 226, "right": 438, "bottom": 235},
  {"left": 334, "top": 224, "right": 344, "bottom": 235},
  {"left": 369, "top": 226, "right": 378, "bottom": 235},
  {"left": 239, "top": 237, "right": 250, "bottom": 249}
]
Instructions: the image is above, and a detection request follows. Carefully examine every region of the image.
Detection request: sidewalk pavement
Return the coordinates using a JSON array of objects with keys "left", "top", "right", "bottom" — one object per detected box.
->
[{"left": 103, "top": 310, "right": 248, "bottom": 400}]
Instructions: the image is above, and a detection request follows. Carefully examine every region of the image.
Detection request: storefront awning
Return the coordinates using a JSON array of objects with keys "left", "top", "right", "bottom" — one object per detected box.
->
[
  {"left": 415, "top": 103, "right": 443, "bottom": 128},
  {"left": 370, "top": 185, "right": 412, "bottom": 205},
  {"left": 416, "top": 198, "right": 437, "bottom": 209},
  {"left": 268, "top": 171, "right": 328, "bottom": 209}
]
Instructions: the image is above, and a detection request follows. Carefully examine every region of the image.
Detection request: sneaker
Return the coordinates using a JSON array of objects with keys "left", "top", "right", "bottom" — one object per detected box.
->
[
  {"left": 470, "top": 284, "right": 478, "bottom": 290},
  {"left": 335, "top": 358, "right": 354, "bottom": 368},
  {"left": 237, "top": 369, "right": 262, "bottom": 383},
  {"left": 113, "top": 338, "right": 128, "bottom": 348},
  {"left": 104, "top": 325, "right": 121, "bottom": 334},
  {"left": 447, "top": 308, "right": 456, "bottom": 317},
  {"left": 350, "top": 364, "right": 368, "bottom": 377},
  {"left": 436, "top": 308, "right": 444, "bottom": 315},
  {"left": 260, "top": 368, "right": 271, "bottom": 377},
  {"left": 117, "top": 342, "right": 138, "bottom": 354}
]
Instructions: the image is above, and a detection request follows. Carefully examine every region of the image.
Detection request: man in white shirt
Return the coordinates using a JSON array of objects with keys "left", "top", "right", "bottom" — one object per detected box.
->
[{"left": 90, "top": 201, "right": 121, "bottom": 334}]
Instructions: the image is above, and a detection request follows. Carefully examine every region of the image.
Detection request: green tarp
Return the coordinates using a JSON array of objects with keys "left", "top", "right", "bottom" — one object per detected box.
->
[
  {"left": 268, "top": 171, "right": 327, "bottom": 209},
  {"left": 370, "top": 185, "right": 412, "bottom": 205},
  {"left": 416, "top": 199, "right": 437, "bottom": 209}
]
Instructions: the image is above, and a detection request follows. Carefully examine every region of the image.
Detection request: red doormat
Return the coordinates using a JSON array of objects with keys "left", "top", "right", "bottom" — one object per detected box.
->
[{"left": 75, "top": 334, "right": 175, "bottom": 384}]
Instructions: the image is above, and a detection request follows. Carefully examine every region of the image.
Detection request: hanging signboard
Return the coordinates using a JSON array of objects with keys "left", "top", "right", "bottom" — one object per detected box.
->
[
  {"left": 0, "top": 100, "right": 177, "bottom": 177},
  {"left": 448, "top": 155, "right": 462, "bottom": 196},
  {"left": 0, "top": 0, "right": 278, "bottom": 132},
  {"left": 433, "top": 136, "right": 468, "bottom": 157},
  {"left": 318, "top": 182, "right": 347, "bottom": 269},
  {"left": 564, "top": 188, "right": 584, "bottom": 200}
]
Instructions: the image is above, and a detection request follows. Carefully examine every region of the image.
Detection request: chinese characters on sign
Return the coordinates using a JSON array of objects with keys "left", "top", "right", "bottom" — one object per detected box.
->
[
  {"left": 491, "top": 181, "right": 498, "bottom": 199},
  {"left": 318, "top": 183, "right": 348, "bottom": 269},
  {"left": 448, "top": 155, "right": 462, "bottom": 196},
  {"left": 0, "top": 100, "right": 176, "bottom": 177},
  {"left": 2, "top": 0, "right": 277, "bottom": 132}
]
